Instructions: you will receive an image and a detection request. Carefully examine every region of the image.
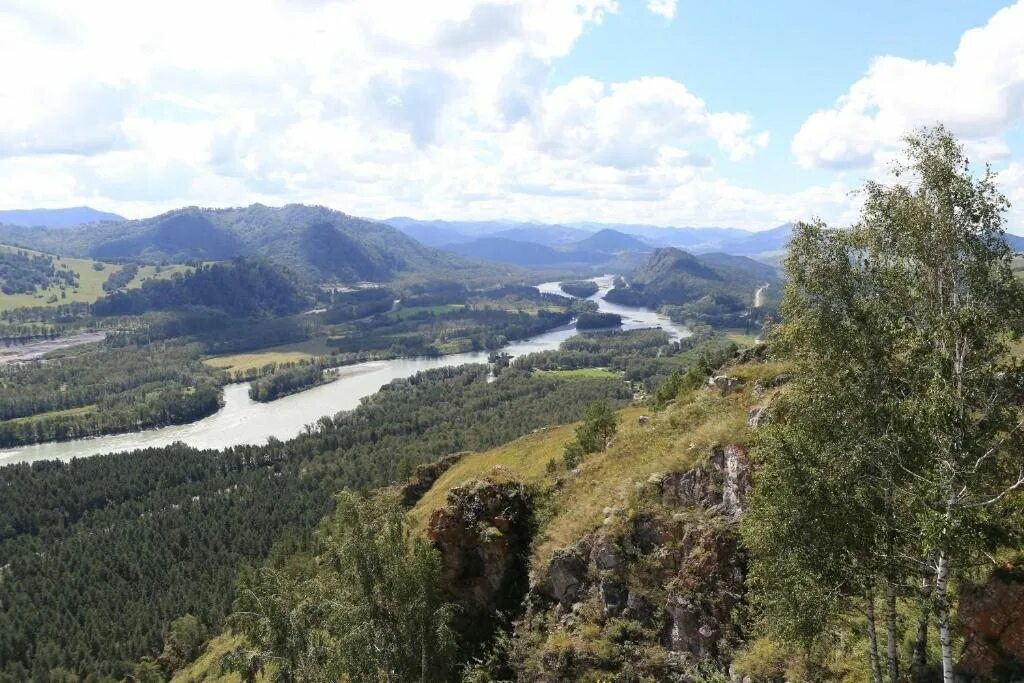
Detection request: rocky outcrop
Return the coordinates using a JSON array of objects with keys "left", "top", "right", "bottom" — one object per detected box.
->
[
  {"left": 708, "top": 375, "right": 743, "bottom": 394},
  {"left": 522, "top": 446, "right": 752, "bottom": 680},
  {"left": 957, "top": 563, "right": 1024, "bottom": 679},
  {"left": 662, "top": 527, "right": 745, "bottom": 660},
  {"left": 655, "top": 445, "right": 750, "bottom": 518},
  {"left": 398, "top": 452, "right": 466, "bottom": 508},
  {"left": 426, "top": 478, "right": 534, "bottom": 649}
]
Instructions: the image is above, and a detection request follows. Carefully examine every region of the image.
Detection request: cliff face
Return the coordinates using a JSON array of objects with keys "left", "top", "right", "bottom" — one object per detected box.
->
[
  {"left": 518, "top": 446, "right": 752, "bottom": 681},
  {"left": 408, "top": 354, "right": 786, "bottom": 681},
  {"left": 426, "top": 478, "right": 535, "bottom": 653}
]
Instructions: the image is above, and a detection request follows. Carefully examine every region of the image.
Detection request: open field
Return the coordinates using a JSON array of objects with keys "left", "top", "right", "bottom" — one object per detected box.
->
[
  {"left": 203, "top": 338, "right": 335, "bottom": 374},
  {"left": 537, "top": 367, "right": 622, "bottom": 379},
  {"left": 0, "top": 244, "right": 194, "bottom": 311}
]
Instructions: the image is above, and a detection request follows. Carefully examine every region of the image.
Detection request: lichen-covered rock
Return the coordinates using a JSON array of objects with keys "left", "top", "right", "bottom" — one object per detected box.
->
[
  {"left": 426, "top": 478, "right": 534, "bottom": 647},
  {"left": 656, "top": 445, "right": 751, "bottom": 518},
  {"left": 721, "top": 445, "right": 751, "bottom": 518},
  {"left": 662, "top": 527, "right": 745, "bottom": 662}
]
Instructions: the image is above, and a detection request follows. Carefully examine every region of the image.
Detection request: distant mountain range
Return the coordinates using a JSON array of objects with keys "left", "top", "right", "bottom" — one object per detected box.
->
[
  {"left": 0, "top": 207, "right": 125, "bottom": 228},
  {"left": 438, "top": 227, "right": 655, "bottom": 269},
  {"left": 0, "top": 205, "right": 500, "bottom": 283},
  {"left": 384, "top": 216, "right": 794, "bottom": 259}
]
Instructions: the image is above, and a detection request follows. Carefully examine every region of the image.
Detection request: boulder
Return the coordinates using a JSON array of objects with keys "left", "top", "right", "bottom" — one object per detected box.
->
[
  {"left": 708, "top": 375, "right": 742, "bottom": 394},
  {"left": 543, "top": 549, "right": 589, "bottom": 607}
]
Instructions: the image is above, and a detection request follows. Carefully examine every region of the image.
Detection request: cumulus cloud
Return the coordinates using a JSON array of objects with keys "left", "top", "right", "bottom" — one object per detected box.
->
[
  {"left": 793, "top": 1, "right": 1024, "bottom": 170},
  {"left": 647, "top": 0, "right": 678, "bottom": 21},
  {"left": 0, "top": 0, "right": 815, "bottom": 229},
  {"left": 535, "top": 77, "right": 766, "bottom": 168}
]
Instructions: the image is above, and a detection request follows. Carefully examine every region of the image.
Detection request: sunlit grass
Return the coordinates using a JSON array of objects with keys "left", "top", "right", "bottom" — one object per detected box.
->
[
  {"left": 203, "top": 339, "right": 335, "bottom": 374},
  {"left": 171, "top": 633, "right": 251, "bottom": 683}
]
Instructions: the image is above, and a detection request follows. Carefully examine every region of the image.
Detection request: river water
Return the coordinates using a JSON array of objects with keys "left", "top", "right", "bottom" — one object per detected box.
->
[{"left": 0, "top": 277, "right": 688, "bottom": 465}]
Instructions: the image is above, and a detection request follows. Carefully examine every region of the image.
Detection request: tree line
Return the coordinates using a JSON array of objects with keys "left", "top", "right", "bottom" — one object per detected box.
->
[{"left": 743, "top": 127, "right": 1024, "bottom": 682}]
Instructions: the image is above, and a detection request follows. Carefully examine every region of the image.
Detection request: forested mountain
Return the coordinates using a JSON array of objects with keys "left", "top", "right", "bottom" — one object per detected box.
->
[
  {"left": 0, "top": 205, "right": 492, "bottom": 284},
  {"left": 569, "top": 228, "right": 652, "bottom": 253},
  {"left": 92, "top": 259, "right": 306, "bottom": 317},
  {"left": 490, "top": 224, "right": 592, "bottom": 246},
  {"left": 384, "top": 217, "right": 591, "bottom": 247},
  {"left": 606, "top": 247, "right": 778, "bottom": 308},
  {"left": 0, "top": 207, "right": 124, "bottom": 228},
  {"left": 440, "top": 236, "right": 605, "bottom": 267},
  {"left": 438, "top": 228, "right": 655, "bottom": 269}
]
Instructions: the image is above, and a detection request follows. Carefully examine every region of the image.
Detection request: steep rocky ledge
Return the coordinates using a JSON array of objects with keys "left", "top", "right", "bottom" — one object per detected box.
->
[{"left": 520, "top": 445, "right": 753, "bottom": 680}]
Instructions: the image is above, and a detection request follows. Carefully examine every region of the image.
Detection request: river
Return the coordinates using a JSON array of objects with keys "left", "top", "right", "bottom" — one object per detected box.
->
[{"left": 0, "top": 277, "right": 688, "bottom": 466}]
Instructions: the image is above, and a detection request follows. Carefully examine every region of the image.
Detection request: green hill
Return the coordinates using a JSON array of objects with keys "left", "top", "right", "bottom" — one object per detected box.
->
[
  {"left": 602, "top": 247, "right": 779, "bottom": 330},
  {"left": 0, "top": 204, "right": 498, "bottom": 284}
]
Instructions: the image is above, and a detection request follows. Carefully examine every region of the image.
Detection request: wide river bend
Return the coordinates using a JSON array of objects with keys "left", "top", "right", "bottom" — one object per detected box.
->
[{"left": 0, "top": 277, "right": 688, "bottom": 466}]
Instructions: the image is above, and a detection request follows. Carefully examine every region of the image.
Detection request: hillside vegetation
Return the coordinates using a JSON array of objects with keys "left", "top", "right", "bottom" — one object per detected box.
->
[
  {"left": 606, "top": 247, "right": 780, "bottom": 330},
  {"left": 0, "top": 204, "right": 505, "bottom": 284},
  {"left": 174, "top": 128, "right": 1024, "bottom": 683}
]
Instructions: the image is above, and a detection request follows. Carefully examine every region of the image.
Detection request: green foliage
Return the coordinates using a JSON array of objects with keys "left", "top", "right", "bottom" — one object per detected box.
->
[
  {"left": 157, "top": 615, "right": 206, "bottom": 675},
  {"left": 249, "top": 364, "right": 328, "bottom": 402},
  {"left": 0, "top": 340, "right": 224, "bottom": 446},
  {"left": 101, "top": 262, "right": 138, "bottom": 292},
  {"left": 226, "top": 492, "right": 457, "bottom": 682},
  {"left": 574, "top": 311, "right": 622, "bottom": 329},
  {"left": 559, "top": 280, "right": 599, "bottom": 298},
  {"left": 326, "top": 290, "right": 574, "bottom": 356},
  {"left": 563, "top": 399, "right": 619, "bottom": 468},
  {"left": 743, "top": 126, "right": 1024, "bottom": 680},
  {"left": 0, "top": 365, "right": 629, "bottom": 679},
  {"left": 94, "top": 259, "right": 307, "bottom": 317},
  {"left": 605, "top": 248, "right": 778, "bottom": 329},
  {"left": 0, "top": 249, "right": 78, "bottom": 295}
]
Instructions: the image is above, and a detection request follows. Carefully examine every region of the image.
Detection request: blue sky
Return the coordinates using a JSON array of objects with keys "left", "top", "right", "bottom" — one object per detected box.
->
[
  {"left": 1, "top": 0, "right": 1022, "bottom": 231},
  {"left": 554, "top": 0, "right": 1014, "bottom": 192}
]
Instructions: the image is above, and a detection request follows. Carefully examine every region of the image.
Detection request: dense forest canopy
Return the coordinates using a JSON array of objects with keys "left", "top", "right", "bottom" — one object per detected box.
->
[
  {"left": 93, "top": 259, "right": 307, "bottom": 318},
  {"left": 0, "top": 363, "right": 634, "bottom": 680}
]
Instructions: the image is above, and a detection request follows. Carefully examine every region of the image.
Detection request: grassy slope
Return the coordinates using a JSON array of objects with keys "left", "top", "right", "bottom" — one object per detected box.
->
[
  {"left": 180, "top": 355, "right": 792, "bottom": 681},
  {"left": 0, "top": 244, "right": 192, "bottom": 311},
  {"left": 171, "top": 634, "right": 248, "bottom": 683},
  {"left": 411, "top": 358, "right": 792, "bottom": 568}
]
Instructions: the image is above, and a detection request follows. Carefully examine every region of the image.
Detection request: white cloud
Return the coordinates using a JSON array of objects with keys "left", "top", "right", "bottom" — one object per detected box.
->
[
  {"left": 0, "top": 0, "right": 821, "bottom": 230},
  {"left": 647, "top": 0, "right": 677, "bottom": 21},
  {"left": 535, "top": 77, "right": 766, "bottom": 168},
  {"left": 793, "top": 1, "right": 1024, "bottom": 170}
]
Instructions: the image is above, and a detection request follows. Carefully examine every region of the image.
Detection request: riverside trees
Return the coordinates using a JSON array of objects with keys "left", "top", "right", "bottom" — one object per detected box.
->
[{"left": 744, "top": 126, "right": 1024, "bottom": 682}]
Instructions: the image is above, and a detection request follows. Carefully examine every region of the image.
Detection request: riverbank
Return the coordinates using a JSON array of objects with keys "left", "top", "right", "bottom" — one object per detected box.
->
[{"left": 0, "top": 278, "right": 688, "bottom": 465}]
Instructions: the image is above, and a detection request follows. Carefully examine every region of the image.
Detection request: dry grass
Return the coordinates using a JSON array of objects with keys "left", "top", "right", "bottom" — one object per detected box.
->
[
  {"left": 171, "top": 633, "right": 250, "bottom": 683},
  {"left": 406, "top": 367, "right": 780, "bottom": 569},
  {"left": 203, "top": 338, "right": 335, "bottom": 374},
  {"left": 408, "top": 422, "right": 578, "bottom": 534},
  {"left": 406, "top": 352, "right": 796, "bottom": 572}
]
